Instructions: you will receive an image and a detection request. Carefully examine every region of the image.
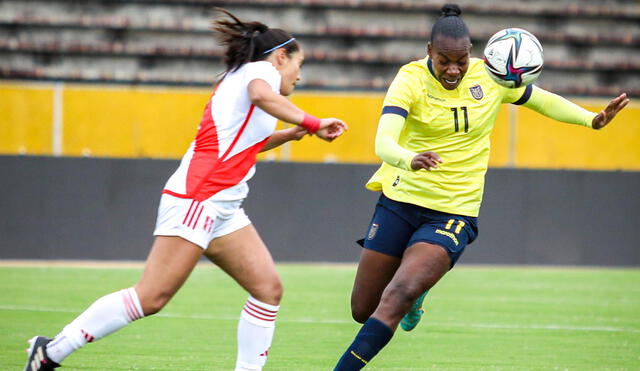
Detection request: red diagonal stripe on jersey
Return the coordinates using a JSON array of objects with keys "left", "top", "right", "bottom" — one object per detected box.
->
[
  {"left": 191, "top": 136, "right": 268, "bottom": 201},
  {"left": 188, "top": 104, "right": 256, "bottom": 201},
  {"left": 220, "top": 104, "right": 255, "bottom": 161}
]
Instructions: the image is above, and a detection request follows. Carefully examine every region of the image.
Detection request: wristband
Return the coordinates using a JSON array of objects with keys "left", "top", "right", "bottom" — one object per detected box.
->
[{"left": 300, "top": 113, "right": 321, "bottom": 134}]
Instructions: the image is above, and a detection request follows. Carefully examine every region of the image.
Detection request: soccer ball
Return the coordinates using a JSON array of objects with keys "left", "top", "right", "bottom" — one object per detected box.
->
[{"left": 483, "top": 28, "right": 544, "bottom": 88}]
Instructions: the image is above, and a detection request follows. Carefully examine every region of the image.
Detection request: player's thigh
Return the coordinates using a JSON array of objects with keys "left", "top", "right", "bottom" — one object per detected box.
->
[
  {"left": 135, "top": 236, "right": 204, "bottom": 313},
  {"left": 396, "top": 241, "right": 451, "bottom": 293},
  {"left": 351, "top": 196, "right": 416, "bottom": 320},
  {"left": 351, "top": 248, "right": 401, "bottom": 322},
  {"left": 204, "top": 223, "right": 281, "bottom": 305}
]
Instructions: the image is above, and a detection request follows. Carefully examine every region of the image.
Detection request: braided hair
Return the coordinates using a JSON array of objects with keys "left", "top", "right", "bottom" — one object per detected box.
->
[{"left": 211, "top": 8, "right": 300, "bottom": 72}]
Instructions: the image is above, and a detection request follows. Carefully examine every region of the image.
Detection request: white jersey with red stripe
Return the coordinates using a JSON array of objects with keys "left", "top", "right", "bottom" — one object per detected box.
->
[{"left": 163, "top": 61, "right": 281, "bottom": 202}]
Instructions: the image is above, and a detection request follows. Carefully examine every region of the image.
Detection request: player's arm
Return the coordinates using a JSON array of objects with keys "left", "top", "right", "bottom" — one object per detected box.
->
[
  {"left": 375, "top": 109, "right": 442, "bottom": 171},
  {"left": 520, "top": 86, "right": 629, "bottom": 129},
  {"left": 248, "top": 79, "right": 347, "bottom": 141},
  {"left": 260, "top": 126, "right": 308, "bottom": 152},
  {"left": 377, "top": 64, "right": 442, "bottom": 171}
]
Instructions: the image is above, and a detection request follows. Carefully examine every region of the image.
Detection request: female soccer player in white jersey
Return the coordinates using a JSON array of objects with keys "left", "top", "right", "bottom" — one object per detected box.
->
[
  {"left": 333, "top": 4, "right": 628, "bottom": 370},
  {"left": 23, "top": 9, "right": 346, "bottom": 371}
]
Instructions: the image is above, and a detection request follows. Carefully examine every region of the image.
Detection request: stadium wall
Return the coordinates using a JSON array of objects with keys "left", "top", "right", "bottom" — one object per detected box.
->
[
  {"left": 1, "top": 156, "right": 638, "bottom": 266},
  {"left": 2, "top": 82, "right": 640, "bottom": 170}
]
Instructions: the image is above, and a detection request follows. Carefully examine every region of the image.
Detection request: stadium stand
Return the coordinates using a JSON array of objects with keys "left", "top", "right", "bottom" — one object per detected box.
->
[{"left": 0, "top": 0, "right": 638, "bottom": 96}]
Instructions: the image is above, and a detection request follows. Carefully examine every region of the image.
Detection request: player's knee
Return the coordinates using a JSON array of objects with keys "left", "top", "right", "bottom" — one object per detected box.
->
[
  {"left": 250, "top": 278, "right": 284, "bottom": 306},
  {"left": 269, "top": 279, "right": 284, "bottom": 304},
  {"left": 380, "top": 283, "right": 421, "bottom": 314}
]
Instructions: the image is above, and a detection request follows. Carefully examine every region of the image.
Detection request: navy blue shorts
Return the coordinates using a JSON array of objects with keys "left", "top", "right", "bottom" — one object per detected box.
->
[{"left": 358, "top": 193, "right": 479, "bottom": 266}]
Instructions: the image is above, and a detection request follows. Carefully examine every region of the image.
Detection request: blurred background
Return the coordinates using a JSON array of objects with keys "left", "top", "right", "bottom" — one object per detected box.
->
[
  {"left": 0, "top": 0, "right": 639, "bottom": 266},
  {"left": 2, "top": 0, "right": 640, "bottom": 94}
]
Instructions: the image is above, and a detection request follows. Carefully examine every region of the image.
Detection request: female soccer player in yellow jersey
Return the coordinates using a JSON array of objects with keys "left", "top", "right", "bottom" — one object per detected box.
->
[{"left": 333, "top": 4, "right": 629, "bottom": 370}]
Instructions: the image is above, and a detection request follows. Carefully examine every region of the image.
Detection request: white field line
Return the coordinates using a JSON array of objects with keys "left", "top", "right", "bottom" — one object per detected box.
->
[{"left": 1, "top": 304, "right": 638, "bottom": 334}]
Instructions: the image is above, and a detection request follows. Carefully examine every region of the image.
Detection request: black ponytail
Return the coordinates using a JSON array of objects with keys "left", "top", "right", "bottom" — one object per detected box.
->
[
  {"left": 430, "top": 4, "right": 469, "bottom": 43},
  {"left": 212, "top": 8, "right": 300, "bottom": 72}
]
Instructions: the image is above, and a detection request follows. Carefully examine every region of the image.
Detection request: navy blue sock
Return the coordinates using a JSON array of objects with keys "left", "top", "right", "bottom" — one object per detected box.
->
[{"left": 334, "top": 317, "right": 394, "bottom": 370}]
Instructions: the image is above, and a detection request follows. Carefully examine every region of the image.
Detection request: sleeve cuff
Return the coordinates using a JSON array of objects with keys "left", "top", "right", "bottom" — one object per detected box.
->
[
  {"left": 403, "top": 153, "right": 415, "bottom": 171},
  {"left": 586, "top": 113, "right": 597, "bottom": 129},
  {"left": 381, "top": 105, "right": 409, "bottom": 118},
  {"left": 512, "top": 85, "right": 533, "bottom": 105}
]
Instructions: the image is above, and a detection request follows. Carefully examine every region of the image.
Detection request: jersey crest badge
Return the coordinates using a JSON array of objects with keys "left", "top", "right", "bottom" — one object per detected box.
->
[{"left": 469, "top": 84, "right": 484, "bottom": 100}]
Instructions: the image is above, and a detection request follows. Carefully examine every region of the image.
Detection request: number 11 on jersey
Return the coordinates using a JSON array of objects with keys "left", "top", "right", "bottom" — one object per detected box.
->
[{"left": 450, "top": 106, "right": 469, "bottom": 133}]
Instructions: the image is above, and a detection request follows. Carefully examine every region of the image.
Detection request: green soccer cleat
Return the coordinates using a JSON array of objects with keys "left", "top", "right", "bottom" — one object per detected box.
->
[{"left": 400, "top": 291, "right": 429, "bottom": 332}]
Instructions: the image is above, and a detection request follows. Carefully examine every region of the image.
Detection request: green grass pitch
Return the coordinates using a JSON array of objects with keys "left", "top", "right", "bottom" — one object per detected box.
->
[{"left": 1, "top": 263, "right": 639, "bottom": 370}]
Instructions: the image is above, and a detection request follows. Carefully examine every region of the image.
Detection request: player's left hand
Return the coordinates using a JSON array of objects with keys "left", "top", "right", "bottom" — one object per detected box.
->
[{"left": 592, "top": 93, "right": 630, "bottom": 130}]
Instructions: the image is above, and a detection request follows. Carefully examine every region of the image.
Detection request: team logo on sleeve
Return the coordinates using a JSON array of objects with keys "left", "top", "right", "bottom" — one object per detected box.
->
[
  {"left": 367, "top": 223, "right": 379, "bottom": 240},
  {"left": 469, "top": 84, "right": 484, "bottom": 100}
]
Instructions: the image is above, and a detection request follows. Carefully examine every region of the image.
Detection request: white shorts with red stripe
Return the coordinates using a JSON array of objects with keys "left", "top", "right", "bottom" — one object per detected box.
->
[{"left": 153, "top": 193, "right": 251, "bottom": 249}]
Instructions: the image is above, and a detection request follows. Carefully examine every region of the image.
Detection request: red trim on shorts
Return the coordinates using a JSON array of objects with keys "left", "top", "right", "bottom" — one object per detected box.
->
[
  {"left": 192, "top": 205, "right": 204, "bottom": 229},
  {"left": 186, "top": 201, "right": 200, "bottom": 227},
  {"left": 182, "top": 200, "right": 196, "bottom": 224}
]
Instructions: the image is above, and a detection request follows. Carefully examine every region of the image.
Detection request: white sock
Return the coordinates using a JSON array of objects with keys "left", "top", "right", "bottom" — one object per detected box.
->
[
  {"left": 235, "top": 296, "right": 279, "bottom": 371},
  {"left": 46, "top": 287, "right": 144, "bottom": 363}
]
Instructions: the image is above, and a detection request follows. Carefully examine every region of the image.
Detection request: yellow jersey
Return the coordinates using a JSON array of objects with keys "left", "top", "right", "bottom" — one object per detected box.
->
[{"left": 366, "top": 57, "right": 528, "bottom": 217}]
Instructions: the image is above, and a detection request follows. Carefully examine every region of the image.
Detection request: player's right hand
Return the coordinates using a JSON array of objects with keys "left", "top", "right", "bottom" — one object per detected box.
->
[
  {"left": 316, "top": 118, "right": 348, "bottom": 142},
  {"left": 411, "top": 151, "right": 443, "bottom": 171},
  {"left": 592, "top": 93, "right": 630, "bottom": 130}
]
